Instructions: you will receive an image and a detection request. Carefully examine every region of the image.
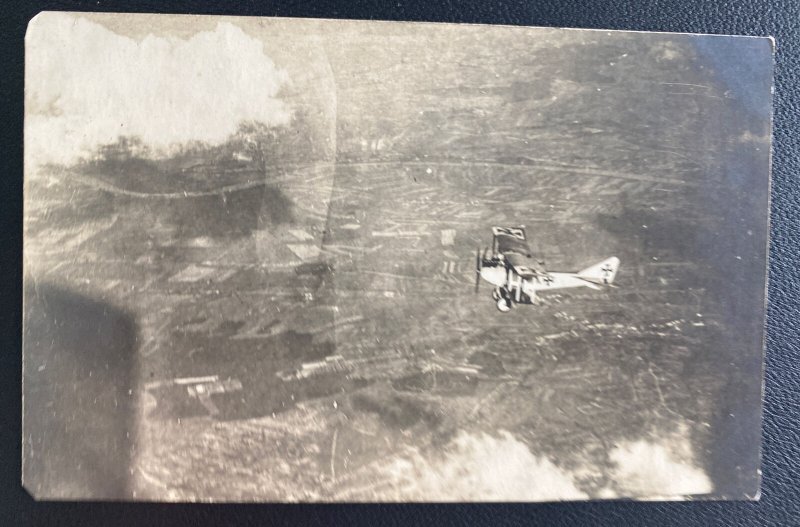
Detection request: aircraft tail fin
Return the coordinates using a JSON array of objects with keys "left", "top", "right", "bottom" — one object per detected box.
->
[{"left": 577, "top": 257, "right": 620, "bottom": 286}]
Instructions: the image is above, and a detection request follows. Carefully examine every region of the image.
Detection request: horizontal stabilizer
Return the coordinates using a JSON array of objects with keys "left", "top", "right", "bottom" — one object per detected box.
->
[{"left": 577, "top": 257, "right": 620, "bottom": 286}]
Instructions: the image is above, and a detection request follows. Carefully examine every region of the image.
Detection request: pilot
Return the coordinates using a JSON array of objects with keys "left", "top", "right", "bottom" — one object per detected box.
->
[{"left": 496, "top": 253, "right": 508, "bottom": 269}]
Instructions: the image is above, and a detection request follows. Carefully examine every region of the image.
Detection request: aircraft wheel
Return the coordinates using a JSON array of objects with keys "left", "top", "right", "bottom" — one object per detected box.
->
[{"left": 496, "top": 297, "right": 511, "bottom": 313}]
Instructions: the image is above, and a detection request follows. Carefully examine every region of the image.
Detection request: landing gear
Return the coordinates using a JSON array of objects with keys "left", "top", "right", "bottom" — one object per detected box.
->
[
  {"left": 496, "top": 296, "right": 511, "bottom": 312},
  {"left": 494, "top": 287, "right": 513, "bottom": 312}
]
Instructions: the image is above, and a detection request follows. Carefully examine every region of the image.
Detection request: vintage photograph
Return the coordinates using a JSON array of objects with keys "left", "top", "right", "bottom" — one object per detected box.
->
[{"left": 23, "top": 12, "right": 772, "bottom": 501}]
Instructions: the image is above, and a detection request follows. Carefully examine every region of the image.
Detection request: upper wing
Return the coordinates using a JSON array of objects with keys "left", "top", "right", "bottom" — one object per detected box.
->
[
  {"left": 491, "top": 226, "right": 526, "bottom": 240},
  {"left": 493, "top": 226, "right": 531, "bottom": 258}
]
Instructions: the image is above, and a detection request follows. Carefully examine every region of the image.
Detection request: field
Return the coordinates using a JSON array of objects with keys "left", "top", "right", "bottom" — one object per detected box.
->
[{"left": 22, "top": 22, "right": 770, "bottom": 501}]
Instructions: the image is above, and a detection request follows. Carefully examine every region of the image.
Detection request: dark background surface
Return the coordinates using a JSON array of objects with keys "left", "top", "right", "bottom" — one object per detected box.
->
[{"left": 2, "top": 0, "right": 797, "bottom": 525}]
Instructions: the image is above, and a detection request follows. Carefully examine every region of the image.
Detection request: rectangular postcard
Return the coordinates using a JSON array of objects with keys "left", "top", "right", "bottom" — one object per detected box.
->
[{"left": 23, "top": 12, "right": 773, "bottom": 501}]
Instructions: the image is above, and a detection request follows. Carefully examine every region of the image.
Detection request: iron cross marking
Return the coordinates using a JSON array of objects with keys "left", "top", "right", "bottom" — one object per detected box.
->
[{"left": 600, "top": 264, "right": 613, "bottom": 285}]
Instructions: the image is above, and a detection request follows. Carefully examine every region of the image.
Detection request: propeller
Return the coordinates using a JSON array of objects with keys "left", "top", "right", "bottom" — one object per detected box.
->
[{"left": 475, "top": 248, "right": 483, "bottom": 293}]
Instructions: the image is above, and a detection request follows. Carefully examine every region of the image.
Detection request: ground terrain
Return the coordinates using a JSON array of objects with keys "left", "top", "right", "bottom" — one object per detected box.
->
[{"left": 23, "top": 23, "right": 770, "bottom": 501}]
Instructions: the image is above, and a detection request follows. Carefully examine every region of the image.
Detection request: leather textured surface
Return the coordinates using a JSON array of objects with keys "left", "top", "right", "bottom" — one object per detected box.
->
[{"left": 2, "top": 0, "right": 798, "bottom": 525}]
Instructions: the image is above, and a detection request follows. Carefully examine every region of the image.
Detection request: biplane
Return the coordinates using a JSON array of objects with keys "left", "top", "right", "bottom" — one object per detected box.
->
[{"left": 475, "top": 226, "right": 620, "bottom": 312}]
